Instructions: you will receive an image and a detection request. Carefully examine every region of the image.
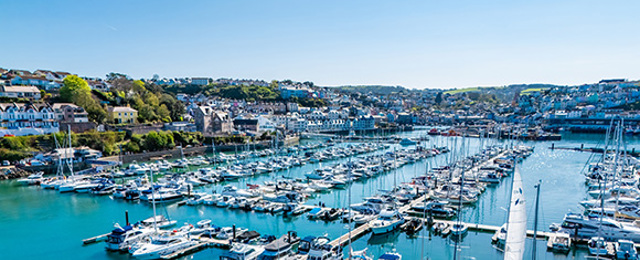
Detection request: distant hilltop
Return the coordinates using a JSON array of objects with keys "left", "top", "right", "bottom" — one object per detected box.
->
[{"left": 331, "top": 85, "right": 410, "bottom": 95}]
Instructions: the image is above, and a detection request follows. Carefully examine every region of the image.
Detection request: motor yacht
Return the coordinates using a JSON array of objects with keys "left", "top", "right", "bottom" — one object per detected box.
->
[
  {"left": 220, "top": 244, "right": 264, "bottom": 260},
  {"left": 130, "top": 232, "right": 197, "bottom": 259},
  {"left": 17, "top": 172, "right": 44, "bottom": 185},
  {"left": 370, "top": 209, "right": 404, "bottom": 235},
  {"left": 105, "top": 224, "right": 155, "bottom": 251}
]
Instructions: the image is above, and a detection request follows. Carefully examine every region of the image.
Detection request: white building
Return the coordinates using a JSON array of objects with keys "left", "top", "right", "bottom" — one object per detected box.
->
[
  {"left": 0, "top": 86, "right": 41, "bottom": 100},
  {"left": 256, "top": 115, "right": 277, "bottom": 132},
  {"left": 0, "top": 103, "right": 59, "bottom": 136}
]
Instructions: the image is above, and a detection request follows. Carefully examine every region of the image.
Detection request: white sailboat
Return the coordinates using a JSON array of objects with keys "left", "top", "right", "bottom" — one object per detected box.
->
[{"left": 503, "top": 167, "right": 527, "bottom": 260}]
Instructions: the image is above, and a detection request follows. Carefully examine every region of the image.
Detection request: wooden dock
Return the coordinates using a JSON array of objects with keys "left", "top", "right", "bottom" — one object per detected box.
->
[
  {"left": 160, "top": 242, "right": 209, "bottom": 259},
  {"left": 329, "top": 223, "right": 370, "bottom": 247},
  {"left": 414, "top": 218, "right": 553, "bottom": 239},
  {"left": 82, "top": 233, "right": 110, "bottom": 244},
  {"left": 199, "top": 237, "right": 232, "bottom": 248}
]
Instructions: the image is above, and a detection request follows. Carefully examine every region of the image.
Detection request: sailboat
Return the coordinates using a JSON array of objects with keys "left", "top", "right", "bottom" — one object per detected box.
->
[{"left": 503, "top": 166, "right": 527, "bottom": 260}]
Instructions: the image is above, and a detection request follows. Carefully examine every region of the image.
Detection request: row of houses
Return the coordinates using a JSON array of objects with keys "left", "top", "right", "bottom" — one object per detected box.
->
[
  {"left": 0, "top": 102, "right": 139, "bottom": 136},
  {"left": 0, "top": 69, "right": 110, "bottom": 91}
]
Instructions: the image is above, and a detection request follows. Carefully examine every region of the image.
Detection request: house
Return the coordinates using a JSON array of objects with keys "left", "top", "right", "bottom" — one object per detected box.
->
[
  {"left": 0, "top": 86, "right": 41, "bottom": 100},
  {"left": 190, "top": 77, "right": 209, "bottom": 86},
  {"left": 86, "top": 79, "right": 110, "bottom": 91},
  {"left": 10, "top": 75, "right": 49, "bottom": 88},
  {"left": 193, "top": 106, "right": 234, "bottom": 136},
  {"left": 163, "top": 121, "right": 197, "bottom": 132},
  {"left": 280, "top": 85, "right": 312, "bottom": 99},
  {"left": 396, "top": 113, "right": 416, "bottom": 125},
  {"left": 0, "top": 103, "right": 59, "bottom": 136},
  {"left": 44, "top": 146, "right": 102, "bottom": 163},
  {"left": 256, "top": 115, "right": 276, "bottom": 133},
  {"left": 233, "top": 117, "right": 259, "bottom": 132},
  {"left": 108, "top": 106, "right": 138, "bottom": 124},
  {"left": 52, "top": 103, "right": 89, "bottom": 123}
]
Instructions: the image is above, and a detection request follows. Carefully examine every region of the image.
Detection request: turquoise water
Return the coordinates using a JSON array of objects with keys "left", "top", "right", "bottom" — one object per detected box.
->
[{"left": 1, "top": 132, "right": 639, "bottom": 259}]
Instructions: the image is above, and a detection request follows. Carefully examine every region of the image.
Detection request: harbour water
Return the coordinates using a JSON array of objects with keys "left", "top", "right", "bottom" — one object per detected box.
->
[{"left": 1, "top": 131, "right": 639, "bottom": 259}]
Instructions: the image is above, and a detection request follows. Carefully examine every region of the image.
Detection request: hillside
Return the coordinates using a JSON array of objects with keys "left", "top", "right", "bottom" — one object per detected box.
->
[{"left": 333, "top": 85, "right": 407, "bottom": 95}]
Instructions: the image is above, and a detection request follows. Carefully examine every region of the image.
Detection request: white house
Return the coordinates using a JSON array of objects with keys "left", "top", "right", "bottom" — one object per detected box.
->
[
  {"left": 0, "top": 86, "right": 41, "bottom": 100},
  {"left": 0, "top": 103, "right": 59, "bottom": 136},
  {"left": 256, "top": 115, "right": 277, "bottom": 133}
]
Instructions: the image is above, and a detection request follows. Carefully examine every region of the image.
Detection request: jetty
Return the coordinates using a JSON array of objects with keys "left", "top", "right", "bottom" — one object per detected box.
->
[
  {"left": 82, "top": 233, "right": 110, "bottom": 244},
  {"left": 329, "top": 222, "right": 371, "bottom": 247},
  {"left": 160, "top": 241, "right": 209, "bottom": 259}
]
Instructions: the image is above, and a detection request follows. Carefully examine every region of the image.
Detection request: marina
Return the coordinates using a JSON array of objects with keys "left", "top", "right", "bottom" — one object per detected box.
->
[{"left": 3, "top": 131, "right": 640, "bottom": 259}]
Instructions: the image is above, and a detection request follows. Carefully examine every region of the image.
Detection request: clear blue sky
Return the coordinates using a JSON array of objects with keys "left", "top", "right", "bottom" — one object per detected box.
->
[{"left": 1, "top": 0, "right": 639, "bottom": 89}]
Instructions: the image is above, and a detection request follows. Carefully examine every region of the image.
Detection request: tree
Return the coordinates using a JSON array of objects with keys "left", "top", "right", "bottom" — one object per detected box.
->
[
  {"left": 156, "top": 104, "right": 171, "bottom": 122},
  {"left": 435, "top": 92, "right": 443, "bottom": 104},
  {"left": 137, "top": 105, "right": 157, "bottom": 122},
  {"left": 60, "top": 75, "right": 92, "bottom": 102},
  {"left": 106, "top": 72, "right": 129, "bottom": 81},
  {"left": 143, "top": 92, "right": 159, "bottom": 107},
  {"left": 60, "top": 75, "right": 107, "bottom": 123},
  {"left": 132, "top": 80, "right": 146, "bottom": 93}
]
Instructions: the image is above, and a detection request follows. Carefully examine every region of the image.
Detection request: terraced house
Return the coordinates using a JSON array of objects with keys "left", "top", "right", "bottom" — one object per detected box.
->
[{"left": 0, "top": 103, "right": 59, "bottom": 136}]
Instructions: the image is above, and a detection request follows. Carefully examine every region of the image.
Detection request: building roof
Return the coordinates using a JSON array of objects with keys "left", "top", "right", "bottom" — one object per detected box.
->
[
  {"left": 109, "top": 106, "right": 137, "bottom": 113},
  {"left": 0, "top": 102, "right": 52, "bottom": 112},
  {"left": 1, "top": 85, "right": 40, "bottom": 93},
  {"left": 12, "top": 74, "right": 48, "bottom": 81},
  {"left": 51, "top": 103, "right": 80, "bottom": 109}
]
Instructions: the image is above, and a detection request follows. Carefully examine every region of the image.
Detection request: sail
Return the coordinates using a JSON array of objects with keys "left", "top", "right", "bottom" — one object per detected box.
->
[{"left": 504, "top": 167, "right": 527, "bottom": 260}]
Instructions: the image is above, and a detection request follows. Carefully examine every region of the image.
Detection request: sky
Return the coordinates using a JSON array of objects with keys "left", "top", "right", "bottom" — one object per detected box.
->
[{"left": 1, "top": 0, "right": 639, "bottom": 89}]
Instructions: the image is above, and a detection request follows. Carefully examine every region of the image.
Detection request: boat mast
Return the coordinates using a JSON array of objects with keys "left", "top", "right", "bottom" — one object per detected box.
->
[
  {"left": 348, "top": 156, "right": 353, "bottom": 256},
  {"left": 148, "top": 172, "right": 158, "bottom": 232},
  {"left": 67, "top": 125, "right": 74, "bottom": 176},
  {"left": 454, "top": 136, "right": 464, "bottom": 260},
  {"left": 532, "top": 180, "right": 541, "bottom": 260}
]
